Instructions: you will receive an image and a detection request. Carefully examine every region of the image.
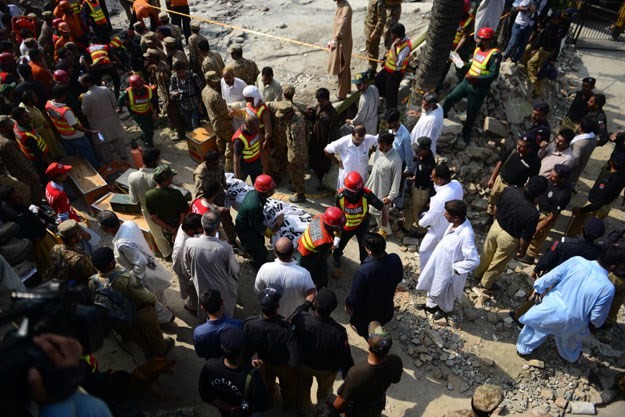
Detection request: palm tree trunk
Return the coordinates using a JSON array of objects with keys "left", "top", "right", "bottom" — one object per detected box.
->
[{"left": 414, "top": 0, "right": 464, "bottom": 94}]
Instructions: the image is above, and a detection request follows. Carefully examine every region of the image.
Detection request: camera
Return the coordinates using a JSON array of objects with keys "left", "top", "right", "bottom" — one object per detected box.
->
[{"left": 0, "top": 280, "right": 104, "bottom": 416}]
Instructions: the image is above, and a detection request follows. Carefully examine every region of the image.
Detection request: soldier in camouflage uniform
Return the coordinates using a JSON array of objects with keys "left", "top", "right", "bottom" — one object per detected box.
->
[
  {"left": 226, "top": 44, "right": 260, "bottom": 86},
  {"left": 0, "top": 115, "right": 42, "bottom": 204},
  {"left": 187, "top": 22, "right": 207, "bottom": 77},
  {"left": 199, "top": 40, "right": 226, "bottom": 77},
  {"left": 384, "top": 0, "right": 402, "bottom": 49},
  {"left": 285, "top": 105, "right": 308, "bottom": 203},
  {"left": 266, "top": 100, "right": 290, "bottom": 184},
  {"left": 163, "top": 36, "right": 188, "bottom": 67},
  {"left": 201, "top": 71, "right": 234, "bottom": 172},
  {"left": 48, "top": 220, "right": 98, "bottom": 286},
  {"left": 365, "top": 0, "right": 386, "bottom": 71},
  {"left": 442, "top": 385, "right": 504, "bottom": 417}
]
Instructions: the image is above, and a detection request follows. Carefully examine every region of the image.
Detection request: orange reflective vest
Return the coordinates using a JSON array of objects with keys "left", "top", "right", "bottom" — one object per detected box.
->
[
  {"left": 297, "top": 215, "right": 335, "bottom": 257},
  {"left": 127, "top": 86, "right": 153, "bottom": 115},
  {"left": 383, "top": 37, "right": 412, "bottom": 73},
  {"left": 109, "top": 36, "right": 124, "bottom": 49},
  {"left": 245, "top": 103, "right": 267, "bottom": 128},
  {"left": 13, "top": 123, "right": 48, "bottom": 160},
  {"left": 83, "top": 0, "right": 107, "bottom": 26},
  {"left": 338, "top": 189, "right": 370, "bottom": 231},
  {"left": 467, "top": 47, "right": 499, "bottom": 77},
  {"left": 452, "top": 14, "right": 474, "bottom": 49},
  {"left": 45, "top": 101, "right": 77, "bottom": 137},
  {"left": 69, "top": 0, "right": 82, "bottom": 15},
  {"left": 233, "top": 128, "right": 261, "bottom": 163},
  {"left": 88, "top": 44, "right": 111, "bottom": 66}
]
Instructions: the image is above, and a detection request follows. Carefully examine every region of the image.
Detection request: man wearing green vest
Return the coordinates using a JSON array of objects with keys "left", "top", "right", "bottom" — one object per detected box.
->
[{"left": 442, "top": 26, "right": 501, "bottom": 145}]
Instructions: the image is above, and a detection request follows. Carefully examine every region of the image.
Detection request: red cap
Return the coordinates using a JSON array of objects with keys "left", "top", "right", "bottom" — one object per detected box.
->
[
  {"left": 343, "top": 171, "right": 364, "bottom": 192},
  {"left": 45, "top": 162, "right": 72, "bottom": 177},
  {"left": 477, "top": 27, "right": 495, "bottom": 40},
  {"left": 254, "top": 174, "right": 276, "bottom": 193}
]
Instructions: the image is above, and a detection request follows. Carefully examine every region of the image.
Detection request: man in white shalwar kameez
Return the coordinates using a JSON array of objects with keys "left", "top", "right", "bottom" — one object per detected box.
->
[
  {"left": 409, "top": 92, "right": 444, "bottom": 156},
  {"left": 172, "top": 213, "right": 203, "bottom": 315},
  {"left": 97, "top": 211, "right": 174, "bottom": 324},
  {"left": 365, "top": 132, "right": 403, "bottom": 237},
  {"left": 416, "top": 200, "right": 479, "bottom": 319},
  {"left": 418, "top": 164, "right": 464, "bottom": 271},
  {"left": 183, "top": 212, "right": 240, "bottom": 316},
  {"left": 516, "top": 248, "right": 623, "bottom": 362},
  {"left": 324, "top": 125, "right": 378, "bottom": 189}
]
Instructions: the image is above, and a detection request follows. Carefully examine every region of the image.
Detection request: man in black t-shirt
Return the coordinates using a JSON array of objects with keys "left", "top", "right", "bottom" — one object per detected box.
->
[
  {"left": 199, "top": 328, "right": 272, "bottom": 417},
  {"left": 333, "top": 321, "right": 402, "bottom": 417}
]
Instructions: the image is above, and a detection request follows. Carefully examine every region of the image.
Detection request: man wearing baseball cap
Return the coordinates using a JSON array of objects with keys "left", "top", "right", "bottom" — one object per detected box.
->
[
  {"left": 47, "top": 219, "right": 97, "bottom": 284},
  {"left": 334, "top": 321, "right": 402, "bottom": 417},
  {"left": 44, "top": 162, "right": 81, "bottom": 222}
]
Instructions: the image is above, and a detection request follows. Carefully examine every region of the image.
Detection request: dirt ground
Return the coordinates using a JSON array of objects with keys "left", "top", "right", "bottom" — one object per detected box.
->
[{"left": 87, "top": 1, "right": 625, "bottom": 416}]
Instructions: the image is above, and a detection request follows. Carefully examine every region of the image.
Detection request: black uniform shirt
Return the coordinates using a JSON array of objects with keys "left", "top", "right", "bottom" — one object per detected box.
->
[
  {"left": 538, "top": 181, "right": 572, "bottom": 215},
  {"left": 566, "top": 90, "right": 592, "bottom": 123},
  {"left": 582, "top": 170, "right": 625, "bottom": 214},
  {"left": 496, "top": 187, "right": 539, "bottom": 241},
  {"left": 534, "top": 236, "right": 602, "bottom": 275},
  {"left": 243, "top": 314, "right": 300, "bottom": 367},
  {"left": 412, "top": 151, "right": 436, "bottom": 190},
  {"left": 499, "top": 148, "right": 541, "bottom": 186}
]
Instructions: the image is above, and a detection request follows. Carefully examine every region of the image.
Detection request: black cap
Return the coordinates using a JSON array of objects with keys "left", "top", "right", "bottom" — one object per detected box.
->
[
  {"left": 614, "top": 132, "right": 625, "bottom": 144},
  {"left": 533, "top": 102, "right": 550, "bottom": 113},
  {"left": 520, "top": 131, "right": 537, "bottom": 145},
  {"left": 582, "top": 77, "right": 596, "bottom": 85},
  {"left": 315, "top": 288, "right": 337, "bottom": 314},
  {"left": 553, "top": 163, "right": 572, "bottom": 177},
  {"left": 583, "top": 217, "right": 605, "bottom": 240},
  {"left": 259, "top": 286, "right": 281, "bottom": 310},
  {"left": 220, "top": 327, "right": 245, "bottom": 355},
  {"left": 611, "top": 153, "right": 625, "bottom": 170},
  {"left": 526, "top": 176, "right": 548, "bottom": 198},
  {"left": 411, "top": 136, "right": 432, "bottom": 153}
]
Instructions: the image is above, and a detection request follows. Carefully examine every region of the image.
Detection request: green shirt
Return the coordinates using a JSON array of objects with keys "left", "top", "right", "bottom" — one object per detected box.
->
[
  {"left": 235, "top": 190, "right": 266, "bottom": 234},
  {"left": 145, "top": 186, "right": 188, "bottom": 227}
]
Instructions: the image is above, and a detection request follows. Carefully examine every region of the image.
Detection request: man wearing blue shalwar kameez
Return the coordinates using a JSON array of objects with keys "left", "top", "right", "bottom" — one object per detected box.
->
[{"left": 516, "top": 247, "right": 623, "bottom": 362}]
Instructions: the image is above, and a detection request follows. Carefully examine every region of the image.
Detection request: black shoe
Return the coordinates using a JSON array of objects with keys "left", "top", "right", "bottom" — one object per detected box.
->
[
  {"left": 516, "top": 255, "right": 535, "bottom": 264},
  {"left": 417, "top": 304, "right": 439, "bottom": 314},
  {"left": 509, "top": 311, "right": 523, "bottom": 329},
  {"left": 333, "top": 255, "right": 342, "bottom": 268},
  {"left": 432, "top": 310, "right": 448, "bottom": 321},
  {"left": 517, "top": 350, "right": 531, "bottom": 359}
]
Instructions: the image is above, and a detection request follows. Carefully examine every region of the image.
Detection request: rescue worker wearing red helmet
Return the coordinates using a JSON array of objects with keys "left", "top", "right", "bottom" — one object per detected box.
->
[
  {"left": 118, "top": 74, "right": 158, "bottom": 147},
  {"left": 442, "top": 26, "right": 501, "bottom": 145},
  {"left": 296, "top": 206, "right": 346, "bottom": 289},
  {"left": 235, "top": 174, "right": 284, "bottom": 269},
  {"left": 334, "top": 171, "right": 384, "bottom": 267}
]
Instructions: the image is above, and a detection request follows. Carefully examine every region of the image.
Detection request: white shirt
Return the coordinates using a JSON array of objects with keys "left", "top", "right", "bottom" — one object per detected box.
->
[
  {"left": 514, "top": 0, "right": 533, "bottom": 27},
  {"left": 419, "top": 180, "right": 464, "bottom": 238},
  {"left": 410, "top": 105, "right": 444, "bottom": 155},
  {"left": 221, "top": 77, "right": 247, "bottom": 104},
  {"left": 325, "top": 134, "right": 378, "bottom": 189},
  {"left": 255, "top": 259, "right": 315, "bottom": 318}
]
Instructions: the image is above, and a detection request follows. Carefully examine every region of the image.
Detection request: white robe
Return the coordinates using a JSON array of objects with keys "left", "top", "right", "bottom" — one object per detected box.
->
[
  {"left": 418, "top": 180, "right": 464, "bottom": 270},
  {"left": 517, "top": 257, "right": 615, "bottom": 362},
  {"left": 410, "top": 105, "right": 444, "bottom": 156},
  {"left": 416, "top": 220, "right": 479, "bottom": 312}
]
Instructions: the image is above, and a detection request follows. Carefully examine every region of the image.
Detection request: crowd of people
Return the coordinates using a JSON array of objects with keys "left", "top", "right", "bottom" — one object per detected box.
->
[{"left": 1, "top": 0, "right": 625, "bottom": 416}]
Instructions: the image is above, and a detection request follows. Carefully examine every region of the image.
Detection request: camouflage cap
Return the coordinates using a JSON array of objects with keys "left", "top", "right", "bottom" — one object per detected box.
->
[
  {"left": 282, "top": 84, "right": 295, "bottom": 97},
  {"left": 190, "top": 21, "right": 201, "bottom": 30},
  {"left": 163, "top": 36, "right": 177, "bottom": 46},
  {"left": 227, "top": 44, "right": 242, "bottom": 53},
  {"left": 472, "top": 384, "right": 504, "bottom": 413},
  {"left": 204, "top": 70, "right": 220, "bottom": 83},
  {"left": 143, "top": 48, "right": 160, "bottom": 58},
  {"left": 58, "top": 219, "right": 83, "bottom": 239},
  {"left": 153, "top": 164, "right": 177, "bottom": 183},
  {"left": 275, "top": 102, "right": 294, "bottom": 118}
]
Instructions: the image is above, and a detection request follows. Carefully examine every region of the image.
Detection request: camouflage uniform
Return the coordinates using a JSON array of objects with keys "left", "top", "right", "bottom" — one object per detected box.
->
[
  {"left": 49, "top": 243, "right": 98, "bottom": 285},
  {"left": 364, "top": 0, "right": 386, "bottom": 71},
  {"left": 384, "top": 0, "right": 402, "bottom": 49},
  {"left": 188, "top": 29, "right": 208, "bottom": 76},
  {"left": 0, "top": 132, "right": 42, "bottom": 204},
  {"left": 442, "top": 385, "right": 504, "bottom": 417},
  {"left": 201, "top": 52, "right": 226, "bottom": 77},
  {"left": 266, "top": 101, "right": 290, "bottom": 180},
  {"left": 286, "top": 108, "right": 308, "bottom": 196},
  {"left": 228, "top": 57, "right": 260, "bottom": 86},
  {"left": 192, "top": 161, "right": 237, "bottom": 244},
  {"left": 201, "top": 83, "right": 234, "bottom": 171}
]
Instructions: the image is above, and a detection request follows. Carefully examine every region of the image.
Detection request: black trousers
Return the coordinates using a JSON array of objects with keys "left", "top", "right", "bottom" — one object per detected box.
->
[
  {"left": 333, "top": 217, "right": 369, "bottom": 265},
  {"left": 170, "top": 5, "right": 191, "bottom": 40},
  {"left": 375, "top": 70, "right": 404, "bottom": 110}
]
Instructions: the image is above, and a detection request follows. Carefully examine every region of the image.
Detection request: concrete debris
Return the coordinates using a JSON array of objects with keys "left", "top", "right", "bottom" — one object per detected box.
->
[{"left": 568, "top": 401, "right": 596, "bottom": 415}]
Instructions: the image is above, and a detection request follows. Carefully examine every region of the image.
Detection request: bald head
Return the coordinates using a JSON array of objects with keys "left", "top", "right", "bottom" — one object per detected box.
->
[
  {"left": 244, "top": 115, "right": 259, "bottom": 133},
  {"left": 274, "top": 237, "right": 294, "bottom": 261}
]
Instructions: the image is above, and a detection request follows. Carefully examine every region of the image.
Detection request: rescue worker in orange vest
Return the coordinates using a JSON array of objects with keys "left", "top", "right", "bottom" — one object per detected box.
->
[
  {"left": 81, "top": 0, "right": 112, "bottom": 43},
  {"left": 57, "top": 0, "right": 88, "bottom": 44},
  {"left": 442, "top": 27, "right": 501, "bottom": 145},
  {"left": 334, "top": 171, "right": 384, "bottom": 268},
  {"left": 235, "top": 174, "right": 284, "bottom": 269},
  {"left": 296, "top": 206, "right": 346, "bottom": 289},
  {"left": 10, "top": 106, "right": 50, "bottom": 182},
  {"left": 241, "top": 86, "right": 272, "bottom": 176},
  {"left": 132, "top": 0, "right": 159, "bottom": 31},
  {"left": 374, "top": 22, "right": 411, "bottom": 111},
  {"left": 54, "top": 0, "right": 82, "bottom": 18},
  {"left": 118, "top": 74, "right": 158, "bottom": 147},
  {"left": 83, "top": 36, "right": 122, "bottom": 97},
  {"left": 232, "top": 114, "right": 264, "bottom": 184}
]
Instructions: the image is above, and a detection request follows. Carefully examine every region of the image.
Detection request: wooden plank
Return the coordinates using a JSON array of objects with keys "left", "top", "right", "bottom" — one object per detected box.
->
[
  {"left": 61, "top": 155, "right": 107, "bottom": 194},
  {"left": 91, "top": 192, "right": 150, "bottom": 233}
]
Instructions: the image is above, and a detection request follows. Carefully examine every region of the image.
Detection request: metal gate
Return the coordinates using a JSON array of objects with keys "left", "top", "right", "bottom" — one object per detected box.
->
[{"left": 569, "top": 0, "right": 625, "bottom": 51}]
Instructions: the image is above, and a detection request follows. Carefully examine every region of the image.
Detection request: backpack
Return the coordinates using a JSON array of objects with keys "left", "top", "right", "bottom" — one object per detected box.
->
[
  {"left": 43, "top": 248, "right": 72, "bottom": 282},
  {"left": 90, "top": 272, "right": 136, "bottom": 324}
]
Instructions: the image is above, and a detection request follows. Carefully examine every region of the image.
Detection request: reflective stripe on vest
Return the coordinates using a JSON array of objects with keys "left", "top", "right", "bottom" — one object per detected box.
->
[
  {"left": 88, "top": 44, "right": 111, "bottom": 66},
  {"left": 0, "top": 72, "right": 9, "bottom": 83},
  {"left": 234, "top": 130, "right": 261, "bottom": 163},
  {"left": 109, "top": 36, "right": 123, "bottom": 49},
  {"left": 45, "top": 101, "right": 77, "bottom": 137},
  {"left": 81, "top": 354, "right": 98, "bottom": 373},
  {"left": 467, "top": 47, "right": 499, "bottom": 77},
  {"left": 84, "top": 0, "right": 107, "bottom": 25},
  {"left": 297, "top": 215, "right": 333, "bottom": 257},
  {"left": 13, "top": 123, "right": 48, "bottom": 160},
  {"left": 69, "top": 0, "right": 82, "bottom": 15},
  {"left": 453, "top": 15, "right": 474, "bottom": 48},
  {"left": 383, "top": 38, "right": 412, "bottom": 73},
  {"left": 245, "top": 103, "right": 266, "bottom": 128},
  {"left": 127, "top": 86, "right": 152, "bottom": 115},
  {"left": 338, "top": 192, "right": 368, "bottom": 231}
]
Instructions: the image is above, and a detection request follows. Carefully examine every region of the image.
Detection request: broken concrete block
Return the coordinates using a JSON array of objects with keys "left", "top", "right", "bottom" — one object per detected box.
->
[
  {"left": 569, "top": 401, "right": 596, "bottom": 415},
  {"left": 442, "top": 118, "right": 463, "bottom": 135},
  {"left": 484, "top": 117, "right": 508, "bottom": 138},
  {"left": 528, "top": 359, "right": 545, "bottom": 369},
  {"left": 403, "top": 237, "right": 419, "bottom": 246},
  {"left": 503, "top": 97, "right": 533, "bottom": 124}
]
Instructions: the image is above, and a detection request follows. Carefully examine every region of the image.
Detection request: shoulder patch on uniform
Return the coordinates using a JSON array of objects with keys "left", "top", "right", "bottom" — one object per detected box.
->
[{"left": 550, "top": 240, "right": 559, "bottom": 251}]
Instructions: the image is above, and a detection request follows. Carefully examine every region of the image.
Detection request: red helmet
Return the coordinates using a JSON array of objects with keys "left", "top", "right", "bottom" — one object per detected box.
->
[
  {"left": 58, "top": 1, "right": 72, "bottom": 10},
  {"left": 52, "top": 18, "right": 63, "bottom": 28},
  {"left": 0, "top": 52, "right": 14, "bottom": 64},
  {"left": 344, "top": 171, "right": 364, "bottom": 192},
  {"left": 323, "top": 207, "right": 346, "bottom": 228},
  {"left": 254, "top": 174, "right": 276, "bottom": 193},
  {"left": 477, "top": 27, "right": 495, "bottom": 40},
  {"left": 53, "top": 69, "right": 69, "bottom": 84},
  {"left": 129, "top": 74, "right": 144, "bottom": 88}
]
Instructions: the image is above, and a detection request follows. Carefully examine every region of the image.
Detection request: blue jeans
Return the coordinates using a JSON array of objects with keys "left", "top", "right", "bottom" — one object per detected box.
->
[
  {"left": 179, "top": 107, "right": 201, "bottom": 131},
  {"left": 503, "top": 23, "right": 532, "bottom": 62},
  {"left": 62, "top": 135, "right": 101, "bottom": 169}
]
